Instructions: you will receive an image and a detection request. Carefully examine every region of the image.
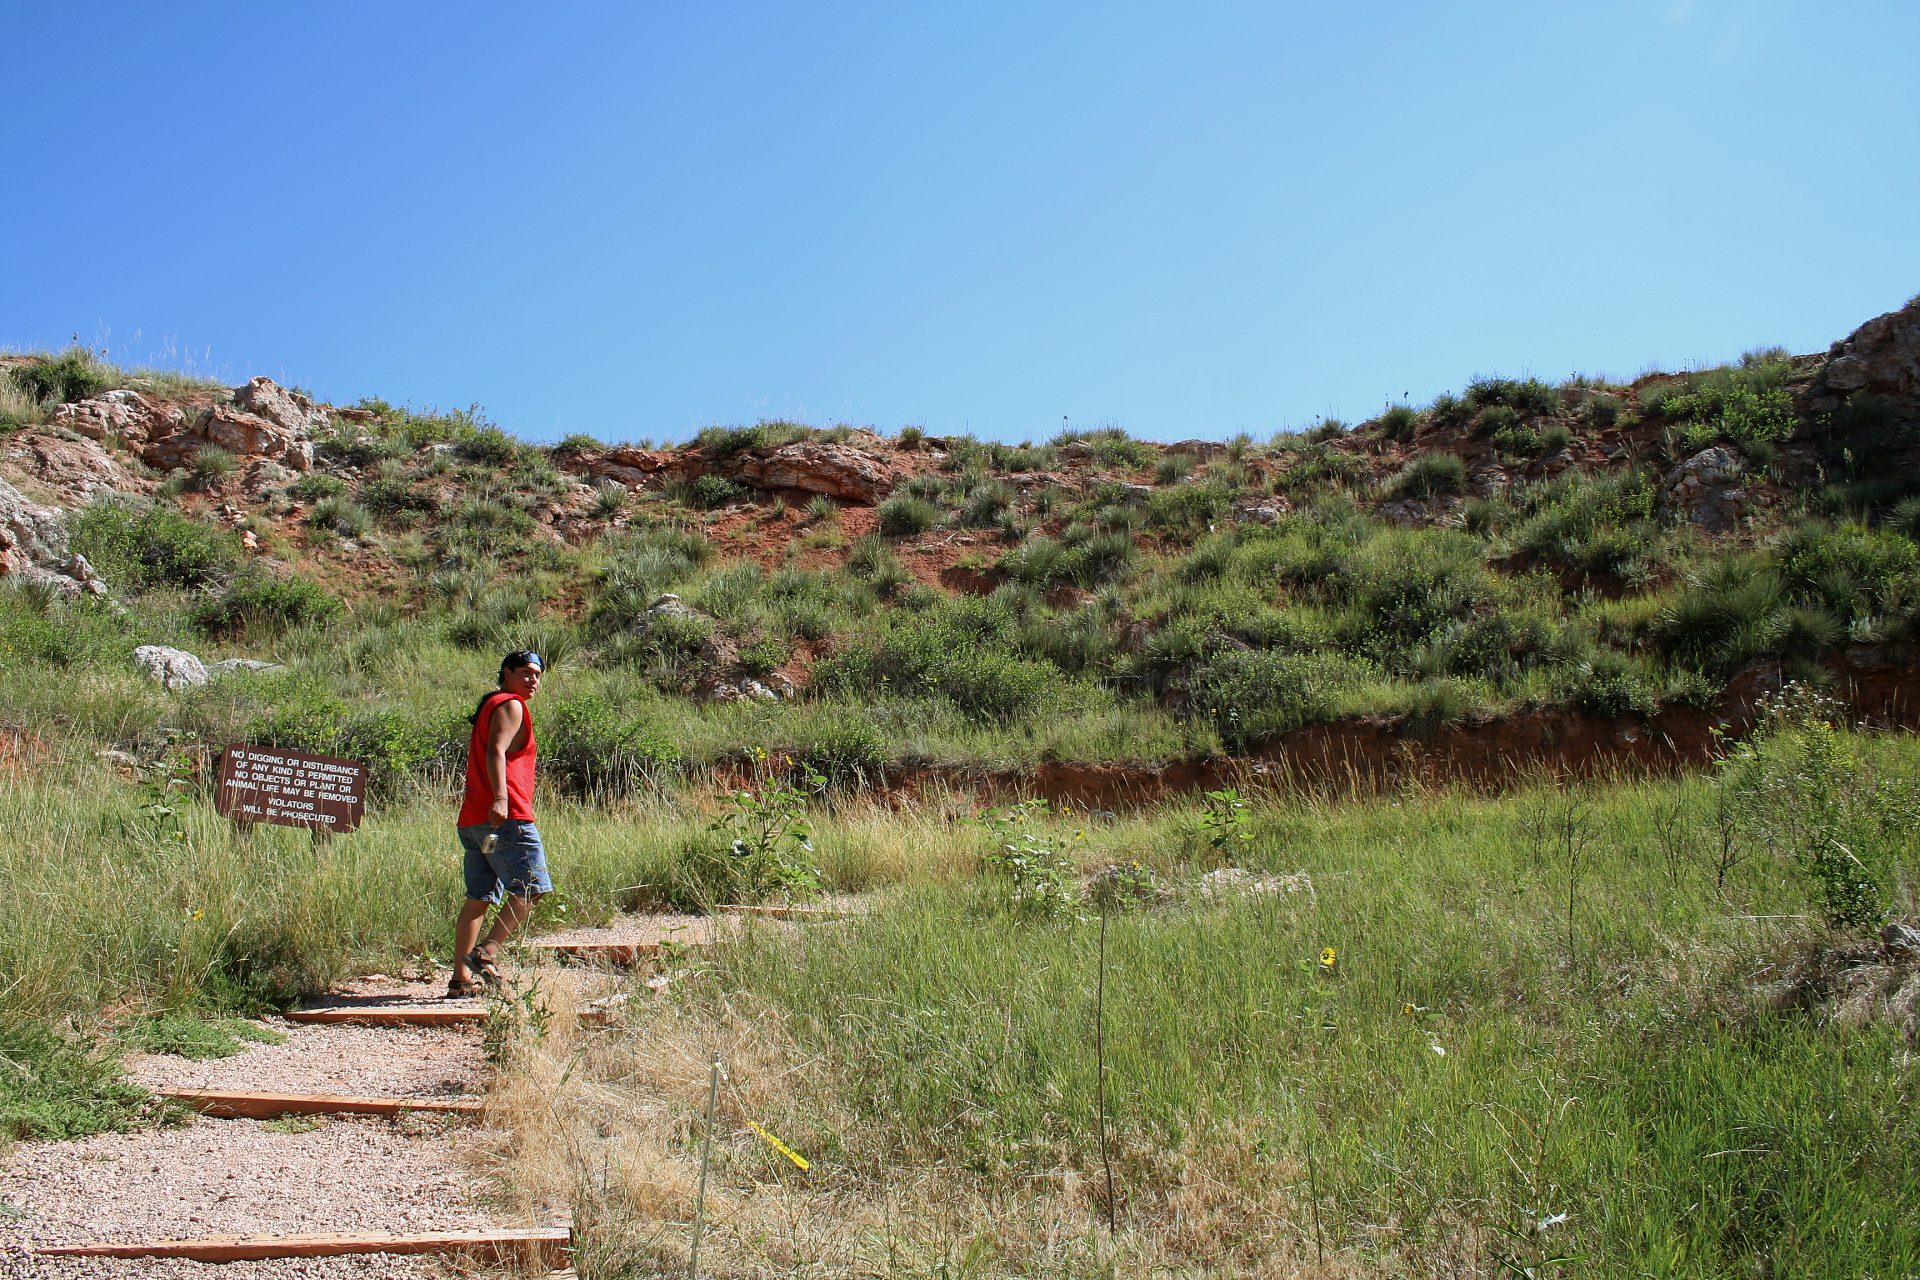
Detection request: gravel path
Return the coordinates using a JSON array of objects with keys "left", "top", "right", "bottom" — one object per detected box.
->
[
  {"left": 0, "top": 1112, "right": 491, "bottom": 1278},
  {"left": 129, "top": 1021, "right": 486, "bottom": 1101},
  {"left": 520, "top": 912, "right": 719, "bottom": 949},
  {"left": 0, "top": 975, "right": 508, "bottom": 1279}
]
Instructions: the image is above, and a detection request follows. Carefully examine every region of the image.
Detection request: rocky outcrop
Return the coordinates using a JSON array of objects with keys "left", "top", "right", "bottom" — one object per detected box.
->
[
  {"left": 728, "top": 442, "right": 899, "bottom": 504},
  {"left": 4, "top": 433, "right": 151, "bottom": 502},
  {"left": 233, "top": 376, "right": 330, "bottom": 436},
  {"left": 1661, "top": 446, "right": 1754, "bottom": 531},
  {"left": 133, "top": 645, "right": 208, "bottom": 690},
  {"left": 0, "top": 478, "right": 110, "bottom": 597},
  {"left": 580, "top": 446, "right": 710, "bottom": 490},
  {"left": 123, "top": 377, "right": 321, "bottom": 474},
  {"left": 47, "top": 388, "right": 185, "bottom": 448},
  {"left": 1821, "top": 296, "right": 1920, "bottom": 419}
]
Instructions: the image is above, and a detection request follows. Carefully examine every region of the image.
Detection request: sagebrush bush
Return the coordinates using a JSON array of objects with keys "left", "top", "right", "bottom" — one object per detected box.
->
[
  {"left": 70, "top": 498, "right": 239, "bottom": 592},
  {"left": 539, "top": 693, "right": 678, "bottom": 798},
  {"left": 193, "top": 575, "right": 342, "bottom": 637},
  {"left": 1187, "top": 649, "right": 1367, "bottom": 747},
  {"left": 289, "top": 473, "right": 345, "bottom": 502},
  {"left": 308, "top": 496, "right": 372, "bottom": 538},
  {"left": 1389, "top": 452, "right": 1467, "bottom": 499}
]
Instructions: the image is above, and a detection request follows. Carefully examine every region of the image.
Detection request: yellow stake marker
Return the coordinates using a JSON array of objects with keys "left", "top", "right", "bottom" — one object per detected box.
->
[{"left": 745, "top": 1118, "right": 811, "bottom": 1170}]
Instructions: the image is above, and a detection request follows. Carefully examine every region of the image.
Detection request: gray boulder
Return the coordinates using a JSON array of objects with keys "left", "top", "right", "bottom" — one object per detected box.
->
[
  {"left": 133, "top": 645, "right": 208, "bottom": 690},
  {"left": 0, "top": 478, "right": 110, "bottom": 598}
]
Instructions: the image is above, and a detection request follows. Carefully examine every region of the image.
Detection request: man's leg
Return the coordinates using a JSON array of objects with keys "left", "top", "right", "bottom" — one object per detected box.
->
[
  {"left": 474, "top": 891, "right": 540, "bottom": 960},
  {"left": 452, "top": 898, "right": 493, "bottom": 984}
]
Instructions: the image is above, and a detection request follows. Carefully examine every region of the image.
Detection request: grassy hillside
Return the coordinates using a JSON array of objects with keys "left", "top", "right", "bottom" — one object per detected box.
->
[{"left": 3, "top": 313, "right": 1919, "bottom": 1275}]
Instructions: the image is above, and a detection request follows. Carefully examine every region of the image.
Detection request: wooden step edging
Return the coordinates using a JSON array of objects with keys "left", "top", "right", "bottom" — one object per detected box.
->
[
  {"left": 157, "top": 1089, "right": 483, "bottom": 1120},
  {"left": 35, "top": 1227, "right": 571, "bottom": 1265},
  {"left": 283, "top": 1006, "right": 483, "bottom": 1026}
]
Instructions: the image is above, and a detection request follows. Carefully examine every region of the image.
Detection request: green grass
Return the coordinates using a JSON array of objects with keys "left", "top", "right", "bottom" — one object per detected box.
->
[{"left": 622, "top": 748, "right": 1920, "bottom": 1276}]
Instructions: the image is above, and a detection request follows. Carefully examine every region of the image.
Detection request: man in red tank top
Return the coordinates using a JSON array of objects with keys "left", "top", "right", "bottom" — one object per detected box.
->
[{"left": 448, "top": 650, "right": 552, "bottom": 996}]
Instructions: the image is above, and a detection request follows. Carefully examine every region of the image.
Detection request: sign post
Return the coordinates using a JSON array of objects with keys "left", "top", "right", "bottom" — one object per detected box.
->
[{"left": 214, "top": 745, "right": 367, "bottom": 835}]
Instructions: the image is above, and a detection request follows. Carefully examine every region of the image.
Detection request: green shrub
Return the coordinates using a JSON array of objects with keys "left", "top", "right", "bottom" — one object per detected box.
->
[
  {"left": 1389, "top": 452, "right": 1467, "bottom": 499},
  {"left": 1001, "top": 537, "right": 1068, "bottom": 586},
  {"left": 1476, "top": 404, "right": 1520, "bottom": 437},
  {"left": 690, "top": 474, "right": 745, "bottom": 509},
  {"left": 456, "top": 425, "right": 519, "bottom": 466},
  {"left": 0, "top": 590, "right": 128, "bottom": 668},
  {"left": 1146, "top": 484, "right": 1233, "bottom": 536},
  {"left": 69, "top": 498, "right": 239, "bottom": 591},
  {"left": 1659, "top": 557, "right": 1788, "bottom": 669},
  {"left": 193, "top": 575, "right": 342, "bottom": 637},
  {"left": 190, "top": 445, "right": 239, "bottom": 483},
  {"left": 1428, "top": 392, "right": 1473, "bottom": 429},
  {"left": 120, "top": 1013, "right": 285, "bottom": 1061},
  {"left": 1089, "top": 435, "right": 1157, "bottom": 470},
  {"left": 539, "top": 694, "right": 679, "bottom": 797},
  {"left": 1468, "top": 377, "right": 1560, "bottom": 417},
  {"left": 246, "top": 684, "right": 449, "bottom": 799},
  {"left": 877, "top": 494, "right": 939, "bottom": 535},
  {"left": 962, "top": 480, "right": 1016, "bottom": 527},
  {"left": 1490, "top": 422, "right": 1542, "bottom": 458},
  {"left": 8, "top": 349, "right": 112, "bottom": 405},
  {"left": 1154, "top": 453, "right": 1195, "bottom": 485},
  {"left": 1378, "top": 404, "right": 1419, "bottom": 443},
  {"left": 591, "top": 484, "right": 630, "bottom": 519},
  {"left": 814, "top": 607, "right": 1077, "bottom": 722},
  {"left": 739, "top": 637, "right": 789, "bottom": 676},
  {"left": 307, "top": 497, "right": 372, "bottom": 538},
  {"left": 1585, "top": 394, "right": 1623, "bottom": 428},
  {"left": 1187, "top": 649, "right": 1368, "bottom": 748},
  {"left": 1558, "top": 650, "right": 1658, "bottom": 719},
  {"left": 896, "top": 426, "right": 925, "bottom": 450},
  {"left": 1774, "top": 522, "right": 1918, "bottom": 614},
  {"left": 553, "top": 433, "right": 604, "bottom": 455},
  {"left": 290, "top": 473, "right": 345, "bottom": 502},
  {"left": 792, "top": 715, "right": 888, "bottom": 788},
  {"left": 1064, "top": 530, "right": 1140, "bottom": 587}
]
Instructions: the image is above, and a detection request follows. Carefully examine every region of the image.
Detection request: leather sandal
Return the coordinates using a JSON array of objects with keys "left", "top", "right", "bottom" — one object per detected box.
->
[
  {"left": 465, "top": 949, "right": 505, "bottom": 988},
  {"left": 445, "top": 977, "right": 483, "bottom": 999}
]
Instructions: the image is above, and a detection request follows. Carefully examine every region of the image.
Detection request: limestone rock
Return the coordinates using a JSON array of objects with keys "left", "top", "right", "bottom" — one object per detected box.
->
[
  {"left": 47, "top": 388, "right": 184, "bottom": 447},
  {"left": 4, "top": 432, "right": 152, "bottom": 502},
  {"left": 233, "top": 376, "right": 332, "bottom": 437},
  {"left": 194, "top": 405, "right": 314, "bottom": 471},
  {"left": 728, "top": 442, "right": 899, "bottom": 504},
  {"left": 581, "top": 447, "right": 709, "bottom": 491},
  {"left": 1822, "top": 297, "right": 1920, "bottom": 418},
  {"left": 0, "top": 478, "right": 109, "bottom": 597},
  {"left": 133, "top": 644, "right": 208, "bottom": 690}
]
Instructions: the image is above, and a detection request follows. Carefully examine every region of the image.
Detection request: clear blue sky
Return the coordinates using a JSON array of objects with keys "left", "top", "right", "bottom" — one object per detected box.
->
[{"left": 6, "top": 2, "right": 1917, "bottom": 444}]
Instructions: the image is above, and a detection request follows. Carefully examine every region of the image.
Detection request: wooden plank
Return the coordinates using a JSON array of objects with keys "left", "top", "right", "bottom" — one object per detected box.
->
[
  {"left": 157, "top": 1089, "right": 483, "bottom": 1119},
  {"left": 36, "top": 1227, "right": 571, "bottom": 1264},
  {"left": 283, "top": 1006, "right": 483, "bottom": 1026}
]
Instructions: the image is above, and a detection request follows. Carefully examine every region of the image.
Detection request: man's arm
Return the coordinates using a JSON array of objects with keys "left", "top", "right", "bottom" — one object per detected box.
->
[{"left": 484, "top": 698, "right": 525, "bottom": 826}]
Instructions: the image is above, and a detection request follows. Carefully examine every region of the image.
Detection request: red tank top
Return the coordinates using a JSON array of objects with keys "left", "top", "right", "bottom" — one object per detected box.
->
[{"left": 458, "top": 692, "right": 537, "bottom": 826}]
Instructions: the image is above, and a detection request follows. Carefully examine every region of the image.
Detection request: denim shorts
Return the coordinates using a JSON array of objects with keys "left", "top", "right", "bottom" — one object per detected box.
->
[{"left": 459, "top": 820, "right": 553, "bottom": 904}]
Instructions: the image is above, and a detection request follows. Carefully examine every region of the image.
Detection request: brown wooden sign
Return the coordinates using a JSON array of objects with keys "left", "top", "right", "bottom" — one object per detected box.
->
[{"left": 215, "top": 745, "right": 367, "bottom": 833}]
